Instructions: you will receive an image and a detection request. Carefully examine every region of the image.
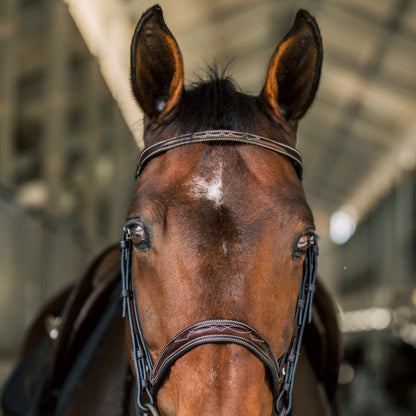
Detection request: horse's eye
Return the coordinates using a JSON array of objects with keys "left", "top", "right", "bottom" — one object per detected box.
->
[
  {"left": 128, "top": 223, "right": 146, "bottom": 246},
  {"left": 296, "top": 233, "right": 314, "bottom": 252}
]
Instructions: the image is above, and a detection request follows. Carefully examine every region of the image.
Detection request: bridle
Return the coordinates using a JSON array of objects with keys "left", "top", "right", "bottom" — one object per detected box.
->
[
  {"left": 135, "top": 130, "right": 303, "bottom": 180},
  {"left": 121, "top": 130, "right": 318, "bottom": 415},
  {"left": 120, "top": 130, "right": 318, "bottom": 416}
]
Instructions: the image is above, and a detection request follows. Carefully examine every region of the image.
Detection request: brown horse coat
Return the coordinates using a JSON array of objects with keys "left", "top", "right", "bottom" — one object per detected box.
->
[{"left": 2, "top": 5, "right": 341, "bottom": 416}]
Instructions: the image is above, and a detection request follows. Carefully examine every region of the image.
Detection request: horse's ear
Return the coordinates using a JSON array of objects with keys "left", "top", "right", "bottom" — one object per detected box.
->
[
  {"left": 260, "top": 10, "right": 322, "bottom": 123},
  {"left": 131, "top": 5, "right": 184, "bottom": 119}
]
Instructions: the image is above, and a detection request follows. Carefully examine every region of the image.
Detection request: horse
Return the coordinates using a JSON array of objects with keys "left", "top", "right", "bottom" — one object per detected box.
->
[{"left": 1, "top": 5, "right": 341, "bottom": 416}]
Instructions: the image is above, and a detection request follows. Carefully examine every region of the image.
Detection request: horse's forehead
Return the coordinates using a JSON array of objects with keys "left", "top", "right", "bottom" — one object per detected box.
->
[
  {"left": 182, "top": 147, "right": 301, "bottom": 204},
  {"left": 188, "top": 160, "right": 224, "bottom": 208},
  {"left": 134, "top": 146, "right": 311, "bottom": 228}
]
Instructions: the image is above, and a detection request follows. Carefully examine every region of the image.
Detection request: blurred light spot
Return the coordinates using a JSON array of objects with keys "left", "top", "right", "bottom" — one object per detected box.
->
[
  {"left": 16, "top": 181, "right": 48, "bottom": 209},
  {"left": 411, "top": 289, "right": 416, "bottom": 307},
  {"left": 340, "top": 307, "right": 391, "bottom": 332},
  {"left": 45, "top": 315, "right": 62, "bottom": 340},
  {"left": 330, "top": 210, "right": 356, "bottom": 244},
  {"left": 95, "top": 155, "right": 115, "bottom": 185},
  {"left": 398, "top": 323, "right": 416, "bottom": 346},
  {"left": 49, "top": 328, "right": 59, "bottom": 340},
  {"left": 338, "top": 363, "right": 355, "bottom": 384}
]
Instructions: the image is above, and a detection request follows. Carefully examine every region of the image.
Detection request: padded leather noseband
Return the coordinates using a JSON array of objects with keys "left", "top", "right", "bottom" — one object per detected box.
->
[{"left": 151, "top": 320, "right": 280, "bottom": 399}]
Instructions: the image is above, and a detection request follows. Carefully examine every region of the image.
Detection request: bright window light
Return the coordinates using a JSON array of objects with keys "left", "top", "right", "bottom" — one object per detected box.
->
[{"left": 329, "top": 210, "right": 356, "bottom": 244}]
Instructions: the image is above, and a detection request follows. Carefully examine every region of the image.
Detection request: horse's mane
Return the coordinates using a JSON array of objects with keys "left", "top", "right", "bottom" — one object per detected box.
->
[{"left": 175, "top": 67, "right": 260, "bottom": 132}]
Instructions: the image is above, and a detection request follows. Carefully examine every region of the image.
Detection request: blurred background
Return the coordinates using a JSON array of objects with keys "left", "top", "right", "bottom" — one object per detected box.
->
[{"left": 0, "top": 0, "right": 415, "bottom": 414}]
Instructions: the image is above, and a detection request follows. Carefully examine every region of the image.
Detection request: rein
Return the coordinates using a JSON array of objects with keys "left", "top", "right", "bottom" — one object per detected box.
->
[{"left": 121, "top": 130, "right": 318, "bottom": 415}]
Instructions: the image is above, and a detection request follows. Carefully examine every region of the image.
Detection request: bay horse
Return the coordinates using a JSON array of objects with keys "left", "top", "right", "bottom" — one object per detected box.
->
[{"left": 1, "top": 5, "right": 341, "bottom": 416}]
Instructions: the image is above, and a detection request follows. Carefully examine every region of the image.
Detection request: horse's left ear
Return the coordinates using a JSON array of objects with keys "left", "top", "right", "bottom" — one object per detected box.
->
[
  {"left": 131, "top": 5, "right": 184, "bottom": 119},
  {"left": 260, "top": 10, "right": 323, "bottom": 123}
]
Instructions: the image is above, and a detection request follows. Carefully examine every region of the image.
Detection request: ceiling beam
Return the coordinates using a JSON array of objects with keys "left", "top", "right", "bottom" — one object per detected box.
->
[
  {"left": 341, "top": 119, "right": 416, "bottom": 224},
  {"left": 64, "top": 0, "right": 144, "bottom": 147}
]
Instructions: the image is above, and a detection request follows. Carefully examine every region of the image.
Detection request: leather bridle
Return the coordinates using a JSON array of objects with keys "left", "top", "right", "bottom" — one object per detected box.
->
[
  {"left": 135, "top": 130, "right": 303, "bottom": 180},
  {"left": 120, "top": 130, "right": 318, "bottom": 416}
]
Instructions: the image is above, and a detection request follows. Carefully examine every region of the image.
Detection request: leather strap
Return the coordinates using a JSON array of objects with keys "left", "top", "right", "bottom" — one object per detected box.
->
[
  {"left": 121, "top": 129, "right": 316, "bottom": 415},
  {"left": 136, "top": 130, "right": 303, "bottom": 179},
  {"left": 151, "top": 320, "right": 280, "bottom": 399}
]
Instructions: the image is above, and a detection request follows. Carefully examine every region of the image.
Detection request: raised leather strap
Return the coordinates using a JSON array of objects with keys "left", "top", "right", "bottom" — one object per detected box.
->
[
  {"left": 151, "top": 319, "right": 280, "bottom": 399},
  {"left": 136, "top": 130, "right": 303, "bottom": 179}
]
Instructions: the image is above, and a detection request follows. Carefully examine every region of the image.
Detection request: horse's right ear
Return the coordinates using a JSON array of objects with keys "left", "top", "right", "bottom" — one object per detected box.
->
[{"left": 131, "top": 5, "right": 184, "bottom": 119}]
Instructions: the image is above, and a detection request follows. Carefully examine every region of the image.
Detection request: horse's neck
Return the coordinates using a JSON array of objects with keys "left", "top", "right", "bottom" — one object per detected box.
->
[
  {"left": 302, "top": 278, "right": 342, "bottom": 413},
  {"left": 60, "top": 305, "right": 130, "bottom": 416},
  {"left": 54, "top": 246, "right": 131, "bottom": 416}
]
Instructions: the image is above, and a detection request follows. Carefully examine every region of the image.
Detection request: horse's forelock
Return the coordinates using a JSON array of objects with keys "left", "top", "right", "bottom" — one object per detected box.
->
[{"left": 174, "top": 69, "right": 260, "bottom": 132}]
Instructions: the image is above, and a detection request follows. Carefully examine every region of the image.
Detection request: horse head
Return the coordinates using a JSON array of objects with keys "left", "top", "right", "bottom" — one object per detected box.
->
[{"left": 122, "top": 5, "right": 323, "bottom": 415}]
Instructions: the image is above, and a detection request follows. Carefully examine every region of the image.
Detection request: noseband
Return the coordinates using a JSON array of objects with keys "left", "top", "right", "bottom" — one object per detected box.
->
[{"left": 120, "top": 130, "right": 318, "bottom": 415}]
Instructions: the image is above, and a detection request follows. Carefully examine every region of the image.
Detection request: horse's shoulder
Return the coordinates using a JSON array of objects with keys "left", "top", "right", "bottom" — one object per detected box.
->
[
  {"left": 50, "top": 244, "right": 121, "bottom": 382},
  {"left": 1, "top": 245, "right": 126, "bottom": 416}
]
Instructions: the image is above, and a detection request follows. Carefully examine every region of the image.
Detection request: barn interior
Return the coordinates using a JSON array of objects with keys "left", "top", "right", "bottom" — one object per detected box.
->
[{"left": 0, "top": 1, "right": 415, "bottom": 414}]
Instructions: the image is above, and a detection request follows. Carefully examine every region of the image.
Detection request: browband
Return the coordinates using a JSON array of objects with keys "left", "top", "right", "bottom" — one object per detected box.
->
[{"left": 136, "top": 130, "right": 303, "bottom": 180}]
